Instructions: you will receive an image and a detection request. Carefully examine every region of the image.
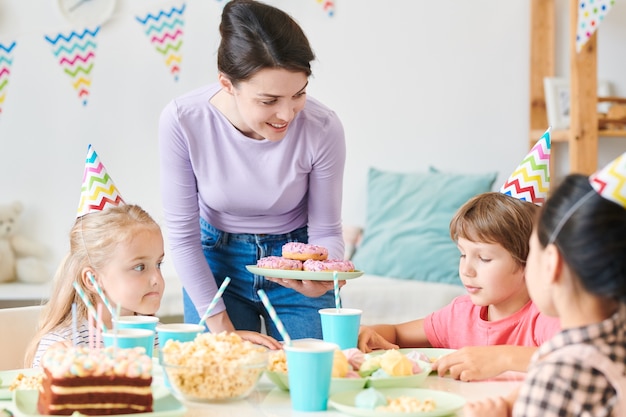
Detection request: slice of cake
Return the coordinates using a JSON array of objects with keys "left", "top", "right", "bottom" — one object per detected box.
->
[{"left": 37, "top": 346, "right": 153, "bottom": 415}]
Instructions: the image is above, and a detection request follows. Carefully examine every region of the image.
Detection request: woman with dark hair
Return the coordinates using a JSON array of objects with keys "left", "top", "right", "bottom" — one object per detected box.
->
[
  {"left": 465, "top": 153, "right": 626, "bottom": 416},
  {"left": 158, "top": 0, "right": 345, "bottom": 344}
]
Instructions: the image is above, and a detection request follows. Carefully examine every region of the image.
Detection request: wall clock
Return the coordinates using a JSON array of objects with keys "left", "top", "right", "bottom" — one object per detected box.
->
[{"left": 57, "top": 0, "right": 117, "bottom": 27}]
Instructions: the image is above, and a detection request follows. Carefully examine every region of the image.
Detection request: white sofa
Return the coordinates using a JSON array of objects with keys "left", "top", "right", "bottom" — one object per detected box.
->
[
  {"left": 340, "top": 274, "right": 465, "bottom": 325},
  {"left": 339, "top": 225, "right": 465, "bottom": 325}
]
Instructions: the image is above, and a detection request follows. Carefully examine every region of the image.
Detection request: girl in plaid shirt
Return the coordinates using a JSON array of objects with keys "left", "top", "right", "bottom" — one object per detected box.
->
[{"left": 465, "top": 154, "right": 626, "bottom": 417}]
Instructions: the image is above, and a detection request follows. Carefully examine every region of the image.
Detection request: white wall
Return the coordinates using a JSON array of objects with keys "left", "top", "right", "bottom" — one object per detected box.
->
[{"left": 0, "top": 0, "right": 625, "bottom": 281}]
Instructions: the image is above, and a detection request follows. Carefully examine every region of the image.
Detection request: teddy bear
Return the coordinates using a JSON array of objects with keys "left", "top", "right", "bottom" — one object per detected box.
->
[{"left": 0, "top": 201, "right": 50, "bottom": 284}]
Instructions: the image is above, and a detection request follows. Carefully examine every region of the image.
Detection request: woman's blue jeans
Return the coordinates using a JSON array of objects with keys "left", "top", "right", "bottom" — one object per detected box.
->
[{"left": 182, "top": 219, "right": 334, "bottom": 340}]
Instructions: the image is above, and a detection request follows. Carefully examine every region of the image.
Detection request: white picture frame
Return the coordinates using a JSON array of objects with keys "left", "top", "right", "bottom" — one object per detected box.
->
[{"left": 543, "top": 77, "right": 612, "bottom": 130}]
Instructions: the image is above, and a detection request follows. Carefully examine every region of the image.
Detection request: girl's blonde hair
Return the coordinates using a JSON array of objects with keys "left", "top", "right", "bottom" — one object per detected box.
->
[{"left": 24, "top": 204, "right": 160, "bottom": 367}]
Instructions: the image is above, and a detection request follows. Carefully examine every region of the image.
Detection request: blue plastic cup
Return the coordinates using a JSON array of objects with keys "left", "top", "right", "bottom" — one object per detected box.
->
[
  {"left": 156, "top": 323, "right": 204, "bottom": 347},
  {"left": 284, "top": 339, "right": 338, "bottom": 412},
  {"left": 113, "top": 315, "right": 159, "bottom": 332},
  {"left": 102, "top": 328, "right": 155, "bottom": 357},
  {"left": 319, "top": 308, "right": 362, "bottom": 350},
  {"left": 156, "top": 323, "right": 204, "bottom": 388}
]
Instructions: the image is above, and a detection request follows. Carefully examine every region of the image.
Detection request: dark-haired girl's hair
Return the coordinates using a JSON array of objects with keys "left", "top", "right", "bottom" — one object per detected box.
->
[
  {"left": 217, "top": 0, "right": 315, "bottom": 84},
  {"left": 536, "top": 174, "right": 626, "bottom": 301}
]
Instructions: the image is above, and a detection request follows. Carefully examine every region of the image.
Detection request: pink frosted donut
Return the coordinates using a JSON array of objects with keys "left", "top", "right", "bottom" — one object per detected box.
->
[
  {"left": 302, "top": 259, "right": 355, "bottom": 272},
  {"left": 282, "top": 242, "right": 328, "bottom": 261},
  {"left": 257, "top": 256, "right": 303, "bottom": 270}
]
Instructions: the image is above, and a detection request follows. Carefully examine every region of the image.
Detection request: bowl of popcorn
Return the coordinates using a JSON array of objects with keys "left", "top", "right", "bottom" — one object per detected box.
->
[
  {"left": 266, "top": 347, "right": 368, "bottom": 394},
  {"left": 161, "top": 332, "right": 268, "bottom": 402}
]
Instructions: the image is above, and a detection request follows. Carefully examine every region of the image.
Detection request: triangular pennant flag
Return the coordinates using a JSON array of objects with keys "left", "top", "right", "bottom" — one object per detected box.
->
[
  {"left": 135, "top": 4, "right": 185, "bottom": 82},
  {"left": 0, "top": 40, "right": 17, "bottom": 116},
  {"left": 500, "top": 128, "right": 551, "bottom": 205},
  {"left": 316, "top": 0, "right": 335, "bottom": 16},
  {"left": 589, "top": 152, "right": 626, "bottom": 208},
  {"left": 44, "top": 28, "right": 99, "bottom": 106},
  {"left": 77, "top": 144, "right": 125, "bottom": 218},
  {"left": 576, "top": 0, "right": 615, "bottom": 52}
]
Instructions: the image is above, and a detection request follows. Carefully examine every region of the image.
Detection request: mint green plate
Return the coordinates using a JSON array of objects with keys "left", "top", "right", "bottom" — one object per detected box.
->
[
  {"left": 246, "top": 265, "right": 364, "bottom": 281},
  {"left": 265, "top": 370, "right": 367, "bottom": 394},
  {"left": 329, "top": 388, "right": 466, "bottom": 417},
  {"left": 367, "top": 348, "right": 456, "bottom": 362},
  {"left": 14, "top": 385, "right": 186, "bottom": 417},
  {"left": 0, "top": 369, "right": 41, "bottom": 400}
]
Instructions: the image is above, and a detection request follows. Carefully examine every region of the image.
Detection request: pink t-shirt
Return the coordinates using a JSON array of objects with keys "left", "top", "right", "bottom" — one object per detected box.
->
[{"left": 423, "top": 295, "right": 560, "bottom": 348}]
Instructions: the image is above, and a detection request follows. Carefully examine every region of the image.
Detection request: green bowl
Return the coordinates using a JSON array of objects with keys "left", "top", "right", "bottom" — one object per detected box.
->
[
  {"left": 364, "top": 361, "right": 432, "bottom": 389},
  {"left": 265, "top": 370, "right": 368, "bottom": 394}
]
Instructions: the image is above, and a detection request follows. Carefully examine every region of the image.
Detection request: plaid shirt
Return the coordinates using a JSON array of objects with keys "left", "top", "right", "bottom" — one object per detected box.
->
[{"left": 513, "top": 303, "right": 626, "bottom": 417}]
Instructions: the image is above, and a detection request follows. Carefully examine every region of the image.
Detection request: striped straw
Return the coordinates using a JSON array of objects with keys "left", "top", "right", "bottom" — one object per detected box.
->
[
  {"left": 73, "top": 281, "right": 108, "bottom": 332},
  {"left": 95, "top": 303, "right": 103, "bottom": 349},
  {"left": 198, "top": 277, "right": 231, "bottom": 328},
  {"left": 71, "top": 303, "right": 78, "bottom": 346},
  {"left": 257, "top": 289, "right": 291, "bottom": 346},
  {"left": 87, "top": 272, "right": 115, "bottom": 316},
  {"left": 333, "top": 271, "right": 341, "bottom": 310}
]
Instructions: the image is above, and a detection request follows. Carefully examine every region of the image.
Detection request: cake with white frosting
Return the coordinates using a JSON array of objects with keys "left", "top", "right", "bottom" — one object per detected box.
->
[{"left": 37, "top": 346, "right": 153, "bottom": 415}]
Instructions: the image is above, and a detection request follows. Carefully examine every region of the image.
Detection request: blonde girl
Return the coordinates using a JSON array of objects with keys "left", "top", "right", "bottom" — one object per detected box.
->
[{"left": 25, "top": 204, "right": 165, "bottom": 367}]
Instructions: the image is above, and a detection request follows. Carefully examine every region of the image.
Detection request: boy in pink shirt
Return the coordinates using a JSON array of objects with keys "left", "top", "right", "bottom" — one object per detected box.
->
[
  {"left": 358, "top": 191, "right": 560, "bottom": 381},
  {"left": 359, "top": 132, "right": 560, "bottom": 381}
]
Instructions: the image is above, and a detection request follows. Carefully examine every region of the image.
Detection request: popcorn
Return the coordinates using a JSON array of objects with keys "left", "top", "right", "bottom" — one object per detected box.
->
[
  {"left": 268, "top": 349, "right": 287, "bottom": 373},
  {"left": 378, "top": 396, "right": 436, "bottom": 412},
  {"left": 161, "top": 332, "right": 267, "bottom": 401},
  {"left": 9, "top": 372, "right": 43, "bottom": 391},
  {"left": 268, "top": 348, "right": 357, "bottom": 378}
]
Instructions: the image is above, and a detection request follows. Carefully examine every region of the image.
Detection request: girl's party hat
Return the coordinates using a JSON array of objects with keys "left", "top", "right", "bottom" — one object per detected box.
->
[
  {"left": 77, "top": 144, "right": 125, "bottom": 217},
  {"left": 500, "top": 128, "right": 551, "bottom": 205},
  {"left": 589, "top": 152, "right": 626, "bottom": 208}
]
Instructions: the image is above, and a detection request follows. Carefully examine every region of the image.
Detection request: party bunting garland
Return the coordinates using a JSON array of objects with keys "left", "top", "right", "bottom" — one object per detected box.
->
[
  {"left": 135, "top": 3, "right": 185, "bottom": 82},
  {"left": 0, "top": 41, "right": 17, "bottom": 115},
  {"left": 500, "top": 129, "right": 551, "bottom": 206},
  {"left": 316, "top": 0, "right": 335, "bottom": 16},
  {"left": 576, "top": 0, "right": 616, "bottom": 52},
  {"left": 44, "top": 28, "right": 99, "bottom": 106}
]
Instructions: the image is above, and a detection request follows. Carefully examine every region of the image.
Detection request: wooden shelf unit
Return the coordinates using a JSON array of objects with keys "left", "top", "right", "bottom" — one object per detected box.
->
[{"left": 529, "top": 0, "right": 626, "bottom": 178}]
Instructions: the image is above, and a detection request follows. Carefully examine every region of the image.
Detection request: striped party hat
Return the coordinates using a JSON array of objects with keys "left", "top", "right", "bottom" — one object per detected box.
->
[
  {"left": 77, "top": 145, "right": 125, "bottom": 217},
  {"left": 500, "top": 128, "right": 551, "bottom": 205},
  {"left": 589, "top": 152, "right": 626, "bottom": 208}
]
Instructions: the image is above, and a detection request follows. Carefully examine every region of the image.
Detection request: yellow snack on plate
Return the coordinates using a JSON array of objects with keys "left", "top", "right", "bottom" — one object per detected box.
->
[
  {"left": 380, "top": 350, "right": 413, "bottom": 376},
  {"left": 332, "top": 350, "right": 349, "bottom": 378}
]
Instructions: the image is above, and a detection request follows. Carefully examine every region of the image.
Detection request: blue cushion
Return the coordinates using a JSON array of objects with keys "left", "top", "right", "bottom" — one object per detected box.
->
[{"left": 351, "top": 168, "right": 497, "bottom": 285}]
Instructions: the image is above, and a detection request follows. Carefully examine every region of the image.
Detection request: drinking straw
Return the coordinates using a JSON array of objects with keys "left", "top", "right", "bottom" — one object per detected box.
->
[
  {"left": 73, "top": 281, "right": 108, "bottom": 332},
  {"left": 88, "top": 308, "right": 94, "bottom": 349},
  {"left": 95, "top": 303, "right": 103, "bottom": 349},
  {"left": 198, "top": 276, "right": 231, "bottom": 328},
  {"left": 257, "top": 289, "right": 291, "bottom": 346},
  {"left": 87, "top": 272, "right": 115, "bottom": 316},
  {"left": 114, "top": 302, "right": 121, "bottom": 352},
  {"left": 333, "top": 271, "right": 341, "bottom": 310},
  {"left": 71, "top": 303, "right": 78, "bottom": 346}
]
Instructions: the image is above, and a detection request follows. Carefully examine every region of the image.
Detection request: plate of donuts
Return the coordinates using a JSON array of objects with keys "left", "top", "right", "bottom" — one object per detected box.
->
[
  {"left": 249, "top": 243, "right": 364, "bottom": 280},
  {"left": 246, "top": 266, "right": 364, "bottom": 281}
]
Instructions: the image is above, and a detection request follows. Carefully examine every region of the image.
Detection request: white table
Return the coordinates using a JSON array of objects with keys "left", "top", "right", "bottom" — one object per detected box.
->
[{"left": 0, "top": 370, "right": 522, "bottom": 417}]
